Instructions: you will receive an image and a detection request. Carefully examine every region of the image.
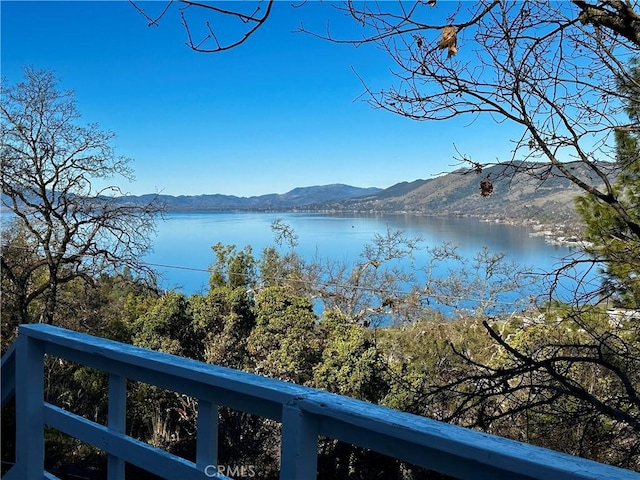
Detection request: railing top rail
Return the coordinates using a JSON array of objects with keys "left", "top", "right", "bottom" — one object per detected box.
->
[
  {"left": 14, "top": 323, "right": 640, "bottom": 480},
  {"left": 21, "top": 323, "right": 306, "bottom": 418}
]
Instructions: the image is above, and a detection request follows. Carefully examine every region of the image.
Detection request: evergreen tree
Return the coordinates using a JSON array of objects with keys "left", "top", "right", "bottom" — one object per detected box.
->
[{"left": 576, "top": 59, "right": 640, "bottom": 306}]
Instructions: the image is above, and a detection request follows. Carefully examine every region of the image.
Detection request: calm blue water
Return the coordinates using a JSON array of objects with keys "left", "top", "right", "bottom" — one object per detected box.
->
[{"left": 146, "top": 212, "right": 596, "bottom": 311}]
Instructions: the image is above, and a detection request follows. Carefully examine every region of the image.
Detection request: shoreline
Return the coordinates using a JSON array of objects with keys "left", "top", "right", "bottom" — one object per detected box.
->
[
  {"left": 476, "top": 216, "right": 586, "bottom": 247},
  {"left": 147, "top": 207, "right": 589, "bottom": 248}
]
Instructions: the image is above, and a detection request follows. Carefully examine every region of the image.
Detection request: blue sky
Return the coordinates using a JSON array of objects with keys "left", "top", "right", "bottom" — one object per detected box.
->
[{"left": 1, "top": 1, "right": 522, "bottom": 197}]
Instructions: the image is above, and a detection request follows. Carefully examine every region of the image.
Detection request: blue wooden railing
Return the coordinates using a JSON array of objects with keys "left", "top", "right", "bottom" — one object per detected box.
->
[{"left": 1, "top": 323, "right": 639, "bottom": 480}]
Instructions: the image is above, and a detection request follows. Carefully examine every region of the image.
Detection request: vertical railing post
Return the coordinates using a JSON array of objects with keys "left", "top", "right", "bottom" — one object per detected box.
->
[
  {"left": 196, "top": 399, "right": 219, "bottom": 474},
  {"left": 280, "top": 404, "right": 318, "bottom": 480},
  {"left": 107, "top": 373, "right": 126, "bottom": 480},
  {"left": 14, "top": 333, "right": 45, "bottom": 480}
]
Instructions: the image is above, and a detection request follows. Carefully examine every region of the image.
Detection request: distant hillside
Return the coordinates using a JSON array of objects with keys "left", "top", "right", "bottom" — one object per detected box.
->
[
  {"left": 371, "top": 179, "right": 431, "bottom": 199},
  {"left": 109, "top": 161, "right": 616, "bottom": 233},
  {"left": 115, "top": 184, "right": 382, "bottom": 211},
  {"left": 314, "top": 162, "right": 612, "bottom": 228}
]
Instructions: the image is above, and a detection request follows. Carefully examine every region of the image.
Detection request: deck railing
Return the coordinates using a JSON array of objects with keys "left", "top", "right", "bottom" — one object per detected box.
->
[{"left": 1, "top": 323, "right": 638, "bottom": 480}]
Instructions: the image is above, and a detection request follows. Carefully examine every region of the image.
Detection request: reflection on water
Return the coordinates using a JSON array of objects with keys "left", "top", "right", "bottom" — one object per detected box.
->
[{"left": 147, "top": 212, "right": 593, "bottom": 308}]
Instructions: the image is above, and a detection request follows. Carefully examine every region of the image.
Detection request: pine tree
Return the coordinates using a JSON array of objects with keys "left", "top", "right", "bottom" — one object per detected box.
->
[{"left": 576, "top": 59, "right": 640, "bottom": 307}]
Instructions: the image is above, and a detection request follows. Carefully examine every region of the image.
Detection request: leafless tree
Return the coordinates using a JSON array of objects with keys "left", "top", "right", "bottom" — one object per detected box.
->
[
  {"left": 297, "top": 2, "right": 632, "bottom": 214},
  {"left": 267, "top": 222, "right": 536, "bottom": 327},
  {"left": 423, "top": 307, "right": 640, "bottom": 469},
  {"left": 1, "top": 68, "right": 161, "bottom": 326},
  {"left": 129, "top": 0, "right": 274, "bottom": 53}
]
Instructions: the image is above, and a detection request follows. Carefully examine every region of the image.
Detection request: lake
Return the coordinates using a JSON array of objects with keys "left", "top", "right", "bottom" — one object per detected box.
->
[{"left": 146, "top": 212, "right": 597, "bottom": 313}]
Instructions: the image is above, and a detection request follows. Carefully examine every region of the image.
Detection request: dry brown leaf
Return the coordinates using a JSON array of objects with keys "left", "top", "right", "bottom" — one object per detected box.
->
[
  {"left": 438, "top": 26, "right": 458, "bottom": 58},
  {"left": 479, "top": 178, "right": 494, "bottom": 197}
]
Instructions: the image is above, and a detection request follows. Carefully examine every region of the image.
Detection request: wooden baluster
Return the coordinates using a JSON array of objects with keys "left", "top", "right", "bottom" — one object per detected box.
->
[
  {"left": 196, "top": 399, "right": 219, "bottom": 473},
  {"left": 15, "top": 335, "right": 45, "bottom": 479},
  {"left": 280, "top": 404, "right": 318, "bottom": 480},
  {"left": 107, "top": 373, "right": 126, "bottom": 480}
]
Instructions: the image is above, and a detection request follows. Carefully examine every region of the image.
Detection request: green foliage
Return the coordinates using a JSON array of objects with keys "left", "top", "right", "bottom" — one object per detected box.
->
[
  {"left": 209, "top": 243, "right": 256, "bottom": 290},
  {"left": 125, "top": 292, "right": 202, "bottom": 451},
  {"left": 576, "top": 59, "right": 640, "bottom": 307},
  {"left": 132, "top": 292, "right": 197, "bottom": 358},
  {"left": 191, "top": 286, "right": 255, "bottom": 368},
  {"left": 259, "top": 244, "right": 310, "bottom": 297},
  {"left": 484, "top": 309, "right": 640, "bottom": 465},
  {"left": 44, "top": 429, "right": 106, "bottom": 479},
  {"left": 376, "top": 318, "right": 497, "bottom": 419},
  {"left": 576, "top": 191, "right": 640, "bottom": 306},
  {"left": 313, "top": 310, "right": 389, "bottom": 403},
  {"left": 247, "top": 286, "right": 321, "bottom": 385}
]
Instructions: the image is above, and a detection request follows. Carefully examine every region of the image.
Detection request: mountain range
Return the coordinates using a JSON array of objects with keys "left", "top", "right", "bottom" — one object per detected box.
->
[
  {"left": 117, "top": 162, "right": 602, "bottom": 229},
  {"left": 315, "top": 162, "right": 602, "bottom": 225},
  {"left": 117, "top": 184, "right": 383, "bottom": 211}
]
